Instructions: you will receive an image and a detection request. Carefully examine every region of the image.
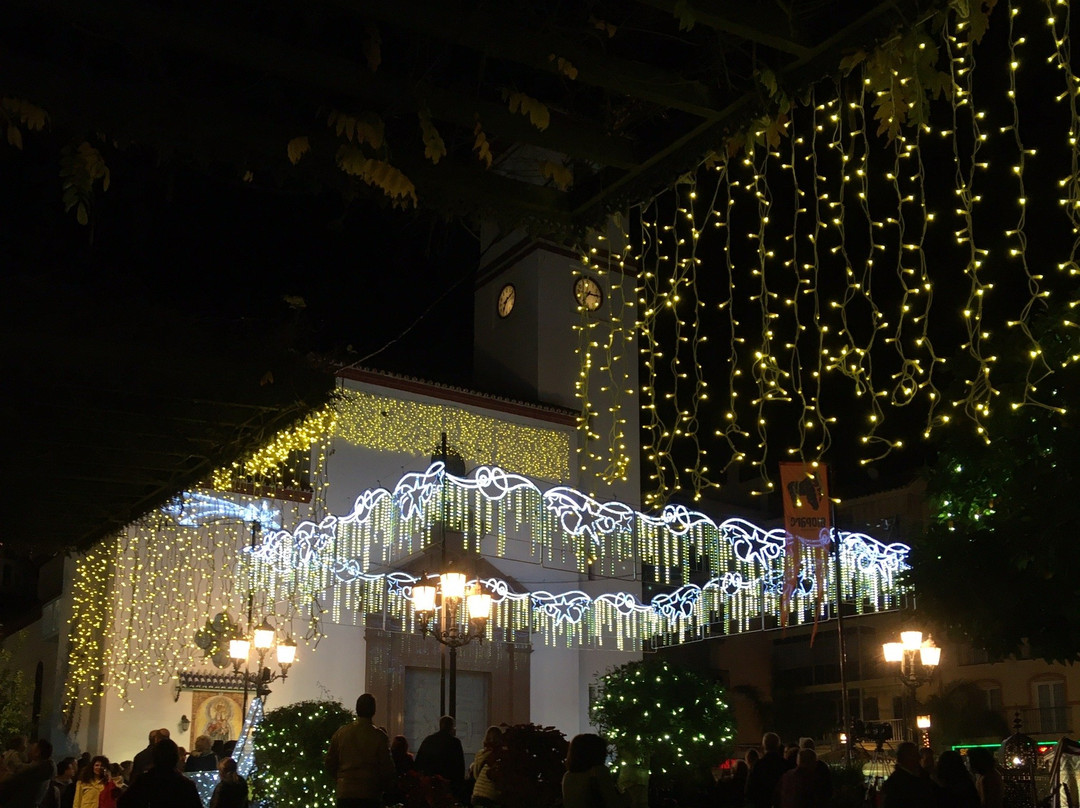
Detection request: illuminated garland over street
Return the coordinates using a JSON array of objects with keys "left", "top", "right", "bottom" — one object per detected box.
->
[
  {"left": 245, "top": 462, "right": 909, "bottom": 649},
  {"left": 67, "top": 463, "right": 909, "bottom": 706}
]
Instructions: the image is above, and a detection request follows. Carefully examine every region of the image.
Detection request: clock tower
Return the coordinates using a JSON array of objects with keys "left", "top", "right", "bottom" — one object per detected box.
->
[{"left": 473, "top": 222, "right": 640, "bottom": 503}]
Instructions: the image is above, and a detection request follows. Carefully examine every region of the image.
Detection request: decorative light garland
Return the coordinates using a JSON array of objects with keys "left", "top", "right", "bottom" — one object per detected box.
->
[{"left": 579, "top": 0, "right": 1080, "bottom": 506}]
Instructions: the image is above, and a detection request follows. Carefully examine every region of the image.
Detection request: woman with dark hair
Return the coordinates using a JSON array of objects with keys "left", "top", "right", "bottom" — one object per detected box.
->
[
  {"left": 469, "top": 726, "right": 503, "bottom": 807},
  {"left": 390, "top": 736, "right": 414, "bottom": 775},
  {"left": 934, "top": 750, "right": 978, "bottom": 808},
  {"left": 967, "top": 748, "right": 1003, "bottom": 808},
  {"left": 73, "top": 756, "right": 110, "bottom": 808},
  {"left": 561, "top": 734, "right": 628, "bottom": 808},
  {"left": 208, "top": 757, "right": 248, "bottom": 808}
]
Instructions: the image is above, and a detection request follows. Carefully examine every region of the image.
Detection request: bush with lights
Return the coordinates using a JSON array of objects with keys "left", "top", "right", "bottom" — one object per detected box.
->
[
  {"left": 251, "top": 700, "right": 353, "bottom": 808},
  {"left": 486, "top": 723, "right": 569, "bottom": 808},
  {"left": 590, "top": 657, "right": 735, "bottom": 801}
]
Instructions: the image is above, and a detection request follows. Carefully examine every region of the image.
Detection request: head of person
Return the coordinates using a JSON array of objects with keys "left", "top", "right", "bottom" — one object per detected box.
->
[
  {"left": 919, "top": 747, "right": 935, "bottom": 771},
  {"left": 81, "top": 755, "right": 110, "bottom": 783},
  {"left": 57, "top": 757, "right": 77, "bottom": 780},
  {"left": 120, "top": 761, "right": 132, "bottom": 778},
  {"left": 151, "top": 739, "right": 180, "bottom": 772},
  {"left": 895, "top": 741, "right": 922, "bottom": 774},
  {"left": 438, "top": 715, "right": 456, "bottom": 735},
  {"left": 218, "top": 757, "right": 239, "bottom": 783},
  {"left": 796, "top": 748, "right": 817, "bottom": 771},
  {"left": 936, "top": 750, "right": 968, "bottom": 784},
  {"left": 109, "top": 763, "right": 121, "bottom": 779},
  {"left": 566, "top": 733, "right": 607, "bottom": 773},
  {"left": 799, "top": 738, "right": 816, "bottom": 751},
  {"left": 30, "top": 739, "right": 52, "bottom": 762},
  {"left": 222, "top": 741, "right": 236, "bottom": 758},
  {"left": 784, "top": 744, "right": 800, "bottom": 762},
  {"left": 745, "top": 748, "right": 760, "bottom": 767},
  {"left": 5, "top": 735, "right": 26, "bottom": 752},
  {"left": 157, "top": 728, "right": 170, "bottom": 742},
  {"left": 483, "top": 726, "right": 503, "bottom": 749},
  {"left": 733, "top": 760, "right": 749, "bottom": 780},
  {"left": 967, "top": 747, "right": 996, "bottom": 776},
  {"left": 762, "top": 732, "right": 781, "bottom": 754},
  {"left": 193, "top": 735, "right": 212, "bottom": 756},
  {"left": 390, "top": 736, "right": 410, "bottom": 758},
  {"left": 147, "top": 729, "right": 162, "bottom": 747},
  {"left": 355, "top": 693, "right": 377, "bottom": 719}
]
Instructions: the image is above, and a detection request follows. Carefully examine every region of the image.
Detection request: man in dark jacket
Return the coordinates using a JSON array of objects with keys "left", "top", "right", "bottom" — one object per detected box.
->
[
  {"left": 128, "top": 729, "right": 161, "bottom": 785},
  {"left": 414, "top": 715, "right": 466, "bottom": 800},
  {"left": 117, "top": 739, "right": 202, "bottom": 808},
  {"left": 746, "top": 732, "right": 793, "bottom": 808},
  {"left": 880, "top": 742, "right": 935, "bottom": 808}
]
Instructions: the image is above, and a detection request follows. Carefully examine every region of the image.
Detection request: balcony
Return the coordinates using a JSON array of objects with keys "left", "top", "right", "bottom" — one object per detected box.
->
[{"left": 1009, "top": 706, "right": 1073, "bottom": 737}]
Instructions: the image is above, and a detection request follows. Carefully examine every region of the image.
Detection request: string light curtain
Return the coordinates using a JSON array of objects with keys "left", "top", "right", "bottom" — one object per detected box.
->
[{"left": 582, "top": 0, "right": 1080, "bottom": 506}]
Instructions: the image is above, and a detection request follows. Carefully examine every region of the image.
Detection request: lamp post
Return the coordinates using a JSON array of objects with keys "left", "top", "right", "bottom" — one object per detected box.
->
[
  {"left": 229, "top": 617, "right": 297, "bottom": 709},
  {"left": 916, "top": 714, "right": 932, "bottom": 748},
  {"left": 882, "top": 631, "right": 940, "bottom": 742},
  {"left": 413, "top": 573, "right": 492, "bottom": 719}
]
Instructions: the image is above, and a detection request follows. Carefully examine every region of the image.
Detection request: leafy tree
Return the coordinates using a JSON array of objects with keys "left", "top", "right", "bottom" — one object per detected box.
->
[
  {"left": 252, "top": 699, "right": 353, "bottom": 808},
  {"left": 909, "top": 300, "right": 1080, "bottom": 663},
  {"left": 0, "top": 647, "right": 31, "bottom": 741},
  {"left": 590, "top": 656, "right": 735, "bottom": 797},
  {"left": 923, "top": 681, "right": 1011, "bottom": 748}
]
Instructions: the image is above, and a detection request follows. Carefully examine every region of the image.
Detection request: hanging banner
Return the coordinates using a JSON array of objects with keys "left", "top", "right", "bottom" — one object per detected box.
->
[{"left": 778, "top": 462, "right": 832, "bottom": 630}]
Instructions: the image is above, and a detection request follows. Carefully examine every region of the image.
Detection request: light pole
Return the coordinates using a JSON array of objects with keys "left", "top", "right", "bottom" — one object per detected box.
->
[
  {"left": 228, "top": 618, "right": 297, "bottom": 709},
  {"left": 882, "top": 631, "right": 940, "bottom": 742},
  {"left": 413, "top": 573, "right": 491, "bottom": 718}
]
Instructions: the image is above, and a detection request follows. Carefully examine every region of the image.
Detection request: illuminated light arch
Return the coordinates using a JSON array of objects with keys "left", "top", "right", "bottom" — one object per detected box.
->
[{"left": 243, "top": 462, "right": 911, "bottom": 648}]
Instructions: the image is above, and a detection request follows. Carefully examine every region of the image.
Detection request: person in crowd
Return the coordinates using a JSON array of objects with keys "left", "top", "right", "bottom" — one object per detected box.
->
[
  {"left": 129, "top": 731, "right": 161, "bottom": 784},
  {"left": 968, "top": 747, "right": 1003, "bottom": 808},
  {"left": 468, "top": 726, "right": 503, "bottom": 807},
  {"left": 0, "top": 738, "right": 54, "bottom": 808},
  {"left": 40, "top": 756, "right": 77, "bottom": 808},
  {"left": 744, "top": 748, "right": 760, "bottom": 772},
  {"left": 389, "top": 736, "right": 414, "bottom": 775},
  {"left": 221, "top": 742, "right": 236, "bottom": 760},
  {"left": 562, "top": 733, "right": 628, "bottom": 808},
  {"left": 746, "top": 732, "right": 791, "bottom": 808},
  {"left": 779, "top": 748, "right": 826, "bottom": 808},
  {"left": 210, "top": 742, "right": 225, "bottom": 761},
  {"left": 73, "top": 756, "right": 110, "bottom": 808},
  {"left": 798, "top": 739, "right": 831, "bottom": 803},
  {"left": 108, "top": 762, "right": 126, "bottom": 789},
  {"left": 716, "top": 759, "right": 749, "bottom": 808},
  {"left": 208, "top": 757, "right": 247, "bottom": 808},
  {"left": 919, "top": 747, "right": 935, "bottom": 780},
  {"left": 116, "top": 739, "right": 201, "bottom": 808},
  {"left": 184, "top": 736, "right": 217, "bottom": 773},
  {"left": 325, "top": 693, "right": 396, "bottom": 808},
  {"left": 120, "top": 761, "right": 133, "bottom": 785},
  {"left": 934, "top": 749, "right": 978, "bottom": 808},
  {"left": 880, "top": 742, "right": 935, "bottom": 807},
  {"left": 2, "top": 735, "right": 28, "bottom": 774},
  {"left": 175, "top": 747, "right": 189, "bottom": 771},
  {"left": 414, "top": 715, "right": 466, "bottom": 800},
  {"left": 783, "top": 745, "right": 800, "bottom": 767}
]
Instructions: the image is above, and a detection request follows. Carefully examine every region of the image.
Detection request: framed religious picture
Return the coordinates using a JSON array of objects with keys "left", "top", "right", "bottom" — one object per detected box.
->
[{"left": 190, "top": 691, "right": 245, "bottom": 747}]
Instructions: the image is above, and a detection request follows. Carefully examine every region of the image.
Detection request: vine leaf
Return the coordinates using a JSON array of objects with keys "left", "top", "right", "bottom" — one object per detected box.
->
[
  {"left": 673, "top": 0, "right": 696, "bottom": 31},
  {"left": 1, "top": 97, "right": 48, "bottom": 150},
  {"left": 540, "top": 160, "right": 573, "bottom": 191},
  {"left": 418, "top": 109, "right": 446, "bottom": 165},
  {"left": 504, "top": 91, "right": 550, "bottom": 131},
  {"left": 549, "top": 55, "right": 579, "bottom": 80},
  {"left": 60, "top": 141, "right": 109, "bottom": 226},
  {"left": 954, "top": 0, "right": 997, "bottom": 43},
  {"left": 287, "top": 136, "right": 310, "bottom": 165},
  {"left": 838, "top": 49, "right": 868, "bottom": 76},
  {"left": 327, "top": 111, "right": 385, "bottom": 149},
  {"left": 336, "top": 145, "right": 417, "bottom": 208},
  {"left": 473, "top": 118, "right": 493, "bottom": 168},
  {"left": 589, "top": 16, "right": 617, "bottom": 38}
]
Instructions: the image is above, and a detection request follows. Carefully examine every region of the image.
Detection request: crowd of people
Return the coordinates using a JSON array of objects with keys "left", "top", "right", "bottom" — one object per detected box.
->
[
  {"left": 0, "top": 728, "right": 248, "bottom": 808},
  {"left": 877, "top": 742, "right": 1002, "bottom": 808},
  {"left": 325, "top": 693, "right": 634, "bottom": 808}
]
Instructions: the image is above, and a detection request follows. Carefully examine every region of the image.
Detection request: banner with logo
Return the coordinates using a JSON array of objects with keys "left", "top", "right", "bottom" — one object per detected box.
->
[{"left": 778, "top": 462, "right": 832, "bottom": 630}]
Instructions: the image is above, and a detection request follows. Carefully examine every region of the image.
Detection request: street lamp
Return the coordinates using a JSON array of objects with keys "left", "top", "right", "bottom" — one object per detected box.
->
[
  {"left": 229, "top": 618, "right": 297, "bottom": 706},
  {"left": 413, "top": 573, "right": 492, "bottom": 718},
  {"left": 882, "top": 631, "right": 940, "bottom": 742},
  {"left": 916, "top": 715, "right": 932, "bottom": 748}
]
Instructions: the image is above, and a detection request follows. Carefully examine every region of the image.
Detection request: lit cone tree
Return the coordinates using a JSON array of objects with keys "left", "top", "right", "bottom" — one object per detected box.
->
[
  {"left": 252, "top": 700, "right": 353, "bottom": 808},
  {"left": 590, "top": 657, "right": 735, "bottom": 802}
]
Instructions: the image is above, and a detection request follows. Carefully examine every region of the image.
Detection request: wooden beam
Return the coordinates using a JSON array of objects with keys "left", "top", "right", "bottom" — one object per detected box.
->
[
  {"left": 635, "top": 0, "right": 814, "bottom": 58},
  {"left": 333, "top": 0, "right": 722, "bottom": 118}
]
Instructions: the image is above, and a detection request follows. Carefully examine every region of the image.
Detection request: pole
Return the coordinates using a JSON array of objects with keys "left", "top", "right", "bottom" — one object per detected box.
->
[
  {"left": 449, "top": 644, "right": 458, "bottom": 720},
  {"left": 242, "top": 521, "right": 260, "bottom": 715},
  {"left": 439, "top": 432, "right": 448, "bottom": 718},
  {"left": 830, "top": 471, "right": 852, "bottom": 766}
]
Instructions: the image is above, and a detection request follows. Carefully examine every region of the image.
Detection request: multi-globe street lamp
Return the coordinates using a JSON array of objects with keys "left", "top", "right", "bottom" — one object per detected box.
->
[
  {"left": 413, "top": 572, "right": 492, "bottom": 718},
  {"left": 229, "top": 618, "right": 297, "bottom": 706},
  {"left": 882, "top": 630, "right": 940, "bottom": 742}
]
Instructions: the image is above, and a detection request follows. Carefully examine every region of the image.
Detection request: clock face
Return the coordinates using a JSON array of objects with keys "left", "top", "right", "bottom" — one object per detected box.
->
[
  {"left": 574, "top": 276, "right": 603, "bottom": 311},
  {"left": 497, "top": 283, "right": 516, "bottom": 318}
]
